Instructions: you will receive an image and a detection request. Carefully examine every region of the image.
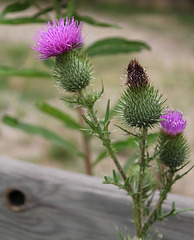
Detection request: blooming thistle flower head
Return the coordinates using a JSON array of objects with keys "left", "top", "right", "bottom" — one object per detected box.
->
[
  {"left": 159, "top": 108, "right": 189, "bottom": 168},
  {"left": 31, "top": 17, "right": 83, "bottom": 60},
  {"left": 125, "top": 59, "right": 148, "bottom": 89},
  {"left": 160, "top": 109, "right": 187, "bottom": 136}
]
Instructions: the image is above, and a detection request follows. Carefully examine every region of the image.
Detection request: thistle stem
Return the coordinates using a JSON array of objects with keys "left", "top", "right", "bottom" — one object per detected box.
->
[
  {"left": 135, "top": 127, "right": 147, "bottom": 238},
  {"left": 79, "top": 90, "right": 135, "bottom": 194},
  {"left": 79, "top": 89, "right": 144, "bottom": 238},
  {"left": 142, "top": 171, "right": 175, "bottom": 235},
  {"left": 77, "top": 106, "right": 92, "bottom": 175}
]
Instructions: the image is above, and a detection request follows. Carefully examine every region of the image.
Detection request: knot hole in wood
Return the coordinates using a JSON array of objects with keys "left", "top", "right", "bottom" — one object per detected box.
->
[{"left": 3, "top": 188, "right": 30, "bottom": 212}]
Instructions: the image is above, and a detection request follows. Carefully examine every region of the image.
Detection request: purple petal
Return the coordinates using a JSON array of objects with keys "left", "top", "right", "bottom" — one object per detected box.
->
[
  {"left": 31, "top": 17, "right": 83, "bottom": 60},
  {"left": 160, "top": 108, "right": 187, "bottom": 136}
]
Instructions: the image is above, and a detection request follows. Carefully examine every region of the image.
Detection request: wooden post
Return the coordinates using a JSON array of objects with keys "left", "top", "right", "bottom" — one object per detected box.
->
[{"left": 0, "top": 157, "right": 193, "bottom": 240}]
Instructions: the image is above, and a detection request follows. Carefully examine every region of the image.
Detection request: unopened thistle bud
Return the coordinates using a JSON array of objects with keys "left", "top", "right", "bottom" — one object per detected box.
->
[
  {"left": 159, "top": 109, "right": 189, "bottom": 168},
  {"left": 117, "top": 60, "right": 165, "bottom": 129},
  {"left": 53, "top": 51, "right": 93, "bottom": 93},
  {"left": 125, "top": 59, "right": 148, "bottom": 89}
]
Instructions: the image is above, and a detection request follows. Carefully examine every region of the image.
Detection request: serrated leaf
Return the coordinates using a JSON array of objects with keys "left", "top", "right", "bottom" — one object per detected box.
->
[
  {"left": 0, "top": 17, "right": 47, "bottom": 24},
  {"left": 85, "top": 37, "right": 150, "bottom": 57},
  {"left": 0, "top": 66, "right": 50, "bottom": 78},
  {"left": 2, "top": 115, "right": 84, "bottom": 158},
  {"left": 74, "top": 14, "right": 120, "bottom": 28},
  {"left": 0, "top": 0, "right": 32, "bottom": 17},
  {"left": 36, "top": 101, "right": 82, "bottom": 130}
]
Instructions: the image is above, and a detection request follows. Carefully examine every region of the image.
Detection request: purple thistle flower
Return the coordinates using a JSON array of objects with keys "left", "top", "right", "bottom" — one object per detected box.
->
[
  {"left": 31, "top": 17, "right": 83, "bottom": 60},
  {"left": 160, "top": 109, "right": 187, "bottom": 136}
]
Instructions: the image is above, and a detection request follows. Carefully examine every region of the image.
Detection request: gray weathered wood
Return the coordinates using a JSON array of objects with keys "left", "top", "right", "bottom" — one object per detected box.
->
[{"left": 0, "top": 157, "right": 193, "bottom": 240}]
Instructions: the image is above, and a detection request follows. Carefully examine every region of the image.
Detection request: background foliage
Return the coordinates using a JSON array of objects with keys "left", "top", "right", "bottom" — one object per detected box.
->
[{"left": 0, "top": 0, "right": 194, "bottom": 197}]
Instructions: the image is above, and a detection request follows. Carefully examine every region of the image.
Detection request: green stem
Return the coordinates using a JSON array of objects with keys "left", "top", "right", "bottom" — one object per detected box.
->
[
  {"left": 80, "top": 90, "right": 134, "bottom": 192},
  {"left": 142, "top": 171, "right": 174, "bottom": 235},
  {"left": 79, "top": 89, "right": 143, "bottom": 237},
  {"left": 136, "top": 127, "right": 147, "bottom": 239},
  {"left": 77, "top": 106, "right": 92, "bottom": 175}
]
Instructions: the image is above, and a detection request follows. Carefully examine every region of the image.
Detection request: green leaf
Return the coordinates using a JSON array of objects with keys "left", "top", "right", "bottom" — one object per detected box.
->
[
  {"left": 117, "top": 228, "right": 126, "bottom": 240},
  {"left": 104, "top": 99, "right": 110, "bottom": 124},
  {"left": 92, "top": 150, "right": 107, "bottom": 167},
  {"left": 2, "top": 115, "right": 84, "bottom": 158},
  {"left": 113, "top": 170, "right": 118, "bottom": 183},
  {"left": 93, "top": 132, "right": 158, "bottom": 166},
  {"left": 33, "top": 6, "right": 53, "bottom": 18},
  {"left": 123, "top": 153, "right": 137, "bottom": 171},
  {"left": 147, "top": 132, "right": 159, "bottom": 146},
  {"left": 0, "top": 17, "right": 47, "bottom": 24},
  {"left": 174, "top": 207, "right": 194, "bottom": 215},
  {"left": 113, "top": 136, "right": 137, "bottom": 150},
  {"left": 85, "top": 37, "right": 150, "bottom": 57},
  {"left": 0, "top": 66, "right": 50, "bottom": 78},
  {"left": 74, "top": 14, "right": 120, "bottom": 28},
  {"left": 66, "top": 0, "right": 75, "bottom": 17},
  {"left": 0, "top": 0, "right": 32, "bottom": 17},
  {"left": 36, "top": 101, "right": 82, "bottom": 130},
  {"left": 92, "top": 136, "right": 137, "bottom": 167},
  {"left": 43, "top": 59, "right": 55, "bottom": 68}
]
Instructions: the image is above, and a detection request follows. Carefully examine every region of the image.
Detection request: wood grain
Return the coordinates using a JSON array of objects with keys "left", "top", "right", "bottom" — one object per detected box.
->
[{"left": 0, "top": 157, "right": 193, "bottom": 240}]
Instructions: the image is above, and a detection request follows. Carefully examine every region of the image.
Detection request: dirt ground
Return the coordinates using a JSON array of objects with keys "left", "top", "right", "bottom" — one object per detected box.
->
[{"left": 0, "top": 5, "right": 194, "bottom": 197}]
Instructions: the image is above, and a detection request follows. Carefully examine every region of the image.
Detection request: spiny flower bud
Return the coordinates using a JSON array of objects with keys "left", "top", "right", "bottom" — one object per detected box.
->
[
  {"left": 117, "top": 61, "right": 165, "bottom": 129},
  {"left": 125, "top": 59, "right": 148, "bottom": 89},
  {"left": 53, "top": 51, "right": 93, "bottom": 93},
  {"left": 159, "top": 109, "right": 189, "bottom": 168}
]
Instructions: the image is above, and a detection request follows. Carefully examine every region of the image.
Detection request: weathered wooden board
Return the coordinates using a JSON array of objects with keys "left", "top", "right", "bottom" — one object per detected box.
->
[{"left": 0, "top": 157, "right": 193, "bottom": 240}]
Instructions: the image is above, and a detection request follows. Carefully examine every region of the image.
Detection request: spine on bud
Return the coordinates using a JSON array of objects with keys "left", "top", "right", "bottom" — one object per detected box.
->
[
  {"left": 159, "top": 132, "right": 189, "bottom": 168},
  {"left": 117, "top": 60, "right": 165, "bottom": 129},
  {"left": 53, "top": 51, "right": 93, "bottom": 93},
  {"left": 159, "top": 109, "right": 189, "bottom": 169}
]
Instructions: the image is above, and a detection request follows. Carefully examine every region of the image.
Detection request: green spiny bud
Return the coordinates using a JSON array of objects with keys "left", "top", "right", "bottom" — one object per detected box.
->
[
  {"left": 159, "top": 132, "right": 189, "bottom": 168},
  {"left": 117, "top": 85, "right": 165, "bottom": 129},
  {"left": 53, "top": 51, "right": 93, "bottom": 93}
]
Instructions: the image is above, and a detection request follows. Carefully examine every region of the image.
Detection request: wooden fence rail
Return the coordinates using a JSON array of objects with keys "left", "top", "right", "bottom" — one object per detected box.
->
[{"left": 0, "top": 157, "right": 193, "bottom": 240}]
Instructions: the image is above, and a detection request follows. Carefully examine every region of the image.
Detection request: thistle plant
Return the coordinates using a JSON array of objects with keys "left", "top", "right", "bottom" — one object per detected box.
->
[{"left": 30, "top": 17, "right": 193, "bottom": 239}]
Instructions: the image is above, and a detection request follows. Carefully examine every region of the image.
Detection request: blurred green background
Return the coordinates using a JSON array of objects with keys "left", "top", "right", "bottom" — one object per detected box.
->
[{"left": 0, "top": 0, "right": 194, "bottom": 197}]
